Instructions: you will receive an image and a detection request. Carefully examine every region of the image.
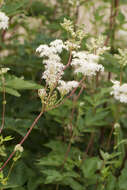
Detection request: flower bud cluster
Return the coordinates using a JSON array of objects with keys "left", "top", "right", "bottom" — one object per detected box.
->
[
  {"left": 61, "top": 18, "right": 85, "bottom": 50},
  {"left": 115, "top": 48, "right": 127, "bottom": 67},
  {"left": 87, "top": 36, "right": 110, "bottom": 55},
  {"left": 61, "top": 18, "right": 76, "bottom": 38}
]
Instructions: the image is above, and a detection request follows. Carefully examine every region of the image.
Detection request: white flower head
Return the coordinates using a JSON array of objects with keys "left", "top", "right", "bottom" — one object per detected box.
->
[
  {"left": 0, "top": 68, "right": 10, "bottom": 75},
  {"left": 71, "top": 51, "right": 104, "bottom": 76},
  {"left": 114, "top": 123, "right": 120, "bottom": 129},
  {"left": 0, "top": 11, "right": 9, "bottom": 30},
  {"left": 50, "top": 39, "right": 66, "bottom": 54},
  {"left": 111, "top": 80, "right": 127, "bottom": 103},
  {"left": 14, "top": 144, "right": 24, "bottom": 153},
  {"left": 36, "top": 39, "right": 66, "bottom": 57},
  {"left": 36, "top": 45, "right": 56, "bottom": 57}
]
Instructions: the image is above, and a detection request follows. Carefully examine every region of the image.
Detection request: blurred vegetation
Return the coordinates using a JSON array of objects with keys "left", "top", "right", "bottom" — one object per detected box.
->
[{"left": 1, "top": 0, "right": 127, "bottom": 190}]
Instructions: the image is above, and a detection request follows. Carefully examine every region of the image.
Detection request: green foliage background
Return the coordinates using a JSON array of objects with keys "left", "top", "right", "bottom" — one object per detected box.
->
[{"left": 1, "top": 0, "right": 127, "bottom": 189}]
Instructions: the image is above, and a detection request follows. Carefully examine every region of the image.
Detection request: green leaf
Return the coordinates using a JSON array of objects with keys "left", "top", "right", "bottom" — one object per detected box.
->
[
  {"left": 43, "top": 170, "right": 63, "bottom": 184},
  {"left": 0, "top": 161, "right": 28, "bottom": 189},
  {"left": 5, "top": 75, "right": 42, "bottom": 90},
  {"left": 27, "top": 175, "right": 43, "bottom": 190},
  {"left": 63, "top": 177, "right": 85, "bottom": 190},
  {"left": 0, "top": 87, "right": 20, "bottom": 97},
  {"left": 81, "top": 157, "right": 101, "bottom": 179},
  {"left": 105, "top": 174, "right": 116, "bottom": 190},
  {"left": 118, "top": 162, "right": 127, "bottom": 190},
  {"left": 0, "top": 117, "right": 37, "bottom": 136}
]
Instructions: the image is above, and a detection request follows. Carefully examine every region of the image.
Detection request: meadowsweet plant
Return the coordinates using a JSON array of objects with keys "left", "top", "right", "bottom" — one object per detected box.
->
[{"left": 1, "top": 0, "right": 127, "bottom": 190}]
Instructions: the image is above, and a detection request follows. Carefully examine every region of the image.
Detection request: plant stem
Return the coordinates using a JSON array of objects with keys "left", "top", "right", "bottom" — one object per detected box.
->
[
  {"left": 0, "top": 75, "right": 6, "bottom": 134},
  {"left": 81, "top": 132, "right": 95, "bottom": 163},
  {"left": 107, "top": 124, "right": 114, "bottom": 151},
  {"left": 120, "top": 66, "right": 123, "bottom": 85},
  {"left": 7, "top": 161, "right": 15, "bottom": 179},
  {"left": 69, "top": 85, "right": 85, "bottom": 136},
  {"left": 0, "top": 111, "right": 44, "bottom": 172}
]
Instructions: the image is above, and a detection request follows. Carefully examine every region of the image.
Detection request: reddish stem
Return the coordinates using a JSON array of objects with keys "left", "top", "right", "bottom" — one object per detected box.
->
[{"left": 0, "top": 111, "right": 43, "bottom": 172}]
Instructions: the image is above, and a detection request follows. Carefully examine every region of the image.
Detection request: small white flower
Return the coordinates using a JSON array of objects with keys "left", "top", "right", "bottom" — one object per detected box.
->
[
  {"left": 79, "top": 102, "right": 84, "bottom": 106},
  {"left": 0, "top": 11, "right": 9, "bottom": 30},
  {"left": 14, "top": 144, "right": 24, "bottom": 153},
  {"left": 57, "top": 80, "right": 79, "bottom": 95},
  {"left": 114, "top": 123, "right": 120, "bottom": 129},
  {"left": 111, "top": 80, "right": 127, "bottom": 103},
  {"left": 0, "top": 68, "right": 10, "bottom": 75},
  {"left": 38, "top": 88, "right": 47, "bottom": 98}
]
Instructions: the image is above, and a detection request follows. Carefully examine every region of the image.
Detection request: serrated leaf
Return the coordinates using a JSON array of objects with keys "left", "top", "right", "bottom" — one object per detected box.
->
[
  {"left": 5, "top": 76, "right": 42, "bottom": 90},
  {"left": 0, "top": 117, "right": 37, "bottom": 136}
]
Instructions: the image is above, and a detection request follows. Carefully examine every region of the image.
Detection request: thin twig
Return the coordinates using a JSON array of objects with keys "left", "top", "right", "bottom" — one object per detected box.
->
[
  {"left": 107, "top": 124, "right": 114, "bottom": 151},
  {"left": 0, "top": 111, "right": 44, "bottom": 172},
  {"left": 69, "top": 85, "right": 85, "bottom": 136},
  {"left": 0, "top": 76, "right": 6, "bottom": 134},
  {"left": 81, "top": 132, "right": 95, "bottom": 163}
]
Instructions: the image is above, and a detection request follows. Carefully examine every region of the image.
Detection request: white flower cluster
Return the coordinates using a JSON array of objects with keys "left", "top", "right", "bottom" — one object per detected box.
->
[
  {"left": 36, "top": 39, "right": 66, "bottom": 88},
  {"left": 36, "top": 39, "right": 66, "bottom": 56},
  {"left": 111, "top": 80, "right": 127, "bottom": 103},
  {"left": 0, "top": 11, "right": 9, "bottom": 30},
  {"left": 57, "top": 80, "right": 79, "bottom": 95},
  {"left": 71, "top": 51, "right": 104, "bottom": 76},
  {"left": 0, "top": 68, "right": 10, "bottom": 75},
  {"left": 38, "top": 88, "right": 47, "bottom": 98}
]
